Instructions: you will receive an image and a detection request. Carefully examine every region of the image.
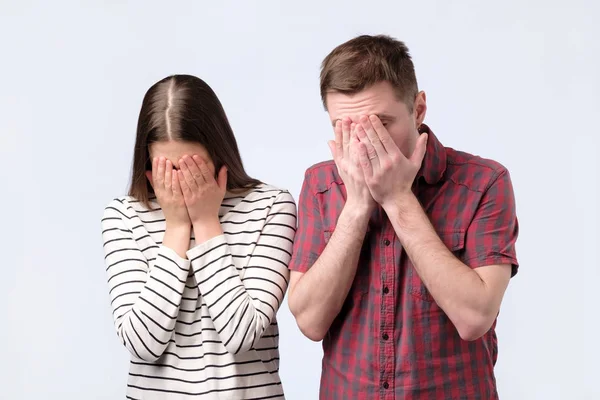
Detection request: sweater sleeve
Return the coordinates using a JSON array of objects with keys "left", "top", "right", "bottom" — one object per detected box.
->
[
  {"left": 187, "top": 191, "right": 296, "bottom": 354},
  {"left": 101, "top": 199, "right": 190, "bottom": 362}
]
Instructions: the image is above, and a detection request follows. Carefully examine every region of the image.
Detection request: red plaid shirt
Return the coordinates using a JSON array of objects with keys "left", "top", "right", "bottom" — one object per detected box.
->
[{"left": 289, "top": 125, "right": 519, "bottom": 400}]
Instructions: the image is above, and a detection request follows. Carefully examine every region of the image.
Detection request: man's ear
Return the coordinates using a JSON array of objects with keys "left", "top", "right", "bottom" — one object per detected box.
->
[{"left": 414, "top": 91, "right": 427, "bottom": 127}]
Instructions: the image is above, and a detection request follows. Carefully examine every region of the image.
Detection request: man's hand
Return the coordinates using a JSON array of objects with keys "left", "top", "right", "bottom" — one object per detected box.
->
[
  {"left": 355, "top": 115, "right": 428, "bottom": 208},
  {"left": 328, "top": 118, "right": 376, "bottom": 215}
]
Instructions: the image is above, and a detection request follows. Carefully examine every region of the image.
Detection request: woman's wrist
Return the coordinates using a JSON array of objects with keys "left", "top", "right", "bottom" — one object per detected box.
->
[
  {"left": 192, "top": 217, "right": 223, "bottom": 244},
  {"left": 165, "top": 221, "right": 192, "bottom": 233},
  {"left": 163, "top": 224, "right": 191, "bottom": 259}
]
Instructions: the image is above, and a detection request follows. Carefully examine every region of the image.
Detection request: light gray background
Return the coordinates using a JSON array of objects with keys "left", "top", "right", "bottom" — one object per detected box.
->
[{"left": 1, "top": 1, "right": 598, "bottom": 399}]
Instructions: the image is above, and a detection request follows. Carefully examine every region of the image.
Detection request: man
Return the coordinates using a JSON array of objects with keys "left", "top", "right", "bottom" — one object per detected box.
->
[{"left": 287, "top": 35, "right": 519, "bottom": 400}]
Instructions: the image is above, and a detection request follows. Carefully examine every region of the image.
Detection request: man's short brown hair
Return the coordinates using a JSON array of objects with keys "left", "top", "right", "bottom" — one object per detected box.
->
[{"left": 320, "top": 35, "right": 419, "bottom": 111}]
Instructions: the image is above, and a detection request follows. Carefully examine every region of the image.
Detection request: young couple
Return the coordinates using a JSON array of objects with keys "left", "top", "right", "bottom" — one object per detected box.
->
[{"left": 101, "top": 35, "right": 519, "bottom": 400}]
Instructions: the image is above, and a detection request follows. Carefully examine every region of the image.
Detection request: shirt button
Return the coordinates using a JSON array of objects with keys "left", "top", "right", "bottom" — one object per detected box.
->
[
  {"left": 383, "top": 382, "right": 389, "bottom": 389},
  {"left": 383, "top": 286, "right": 389, "bottom": 294},
  {"left": 382, "top": 333, "right": 389, "bottom": 340},
  {"left": 383, "top": 239, "right": 391, "bottom": 246}
]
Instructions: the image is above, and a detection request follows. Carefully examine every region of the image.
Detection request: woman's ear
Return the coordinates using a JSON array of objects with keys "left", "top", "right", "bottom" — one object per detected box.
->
[
  {"left": 145, "top": 170, "right": 153, "bottom": 188},
  {"left": 213, "top": 161, "right": 222, "bottom": 179}
]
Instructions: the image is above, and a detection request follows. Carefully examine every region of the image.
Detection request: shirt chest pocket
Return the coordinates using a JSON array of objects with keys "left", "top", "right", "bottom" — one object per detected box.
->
[
  {"left": 408, "top": 229, "right": 466, "bottom": 302},
  {"left": 323, "top": 229, "right": 372, "bottom": 296}
]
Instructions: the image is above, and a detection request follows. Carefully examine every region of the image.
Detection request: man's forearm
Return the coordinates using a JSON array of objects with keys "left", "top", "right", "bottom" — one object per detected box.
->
[
  {"left": 289, "top": 204, "right": 370, "bottom": 341},
  {"left": 384, "top": 194, "right": 495, "bottom": 339}
]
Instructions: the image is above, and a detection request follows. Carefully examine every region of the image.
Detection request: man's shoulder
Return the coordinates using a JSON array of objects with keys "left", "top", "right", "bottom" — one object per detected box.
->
[
  {"left": 445, "top": 147, "right": 511, "bottom": 193},
  {"left": 303, "top": 160, "right": 343, "bottom": 193}
]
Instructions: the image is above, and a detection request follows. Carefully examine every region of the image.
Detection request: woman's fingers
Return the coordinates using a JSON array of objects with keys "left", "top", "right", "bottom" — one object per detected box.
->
[
  {"left": 193, "top": 155, "right": 213, "bottom": 183},
  {"left": 156, "top": 157, "right": 165, "bottom": 188},
  {"left": 183, "top": 155, "right": 206, "bottom": 184},
  {"left": 164, "top": 160, "right": 173, "bottom": 191},
  {"left": 179, "top": 156, "right": 199, "bottom": 190}
]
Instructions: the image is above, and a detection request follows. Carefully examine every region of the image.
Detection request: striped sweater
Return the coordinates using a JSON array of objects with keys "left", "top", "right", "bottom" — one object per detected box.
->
[{"left": 100, "top": 184, "right": 297, "bottom": 399}]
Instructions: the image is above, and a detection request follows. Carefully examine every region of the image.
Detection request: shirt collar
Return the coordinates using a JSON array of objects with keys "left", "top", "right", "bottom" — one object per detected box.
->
[{"left": 416, "top": 124, "right": 447, "bottom": 185}]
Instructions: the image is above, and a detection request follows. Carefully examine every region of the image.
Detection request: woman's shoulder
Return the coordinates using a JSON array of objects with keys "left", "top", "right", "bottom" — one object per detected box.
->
[
  {"left": 245, "top": 184, "right": 297, "bottom": 215},
  {"left": 102, "top": 195, "right": 159, "bottom": 219},
  {"left": 243, "top": 183, "right": 294, "bottom": 201}
]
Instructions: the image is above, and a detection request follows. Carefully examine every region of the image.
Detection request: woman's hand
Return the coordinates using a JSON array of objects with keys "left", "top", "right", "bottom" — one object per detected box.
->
[
  {"left": 178, "top": 155, "right": 227, "bottom": 243},
  {"left": 146, "top": 157, "right": 191, "bottom": 257},
  {"left": 146, "top": 157, "right": 190, "bottom": 229}
]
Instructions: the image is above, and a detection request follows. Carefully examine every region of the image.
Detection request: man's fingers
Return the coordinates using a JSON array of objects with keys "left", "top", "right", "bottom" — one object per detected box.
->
[
  {"left": 356, "top": 124, "right": 380, "bottom": 166},
  {"left": 357, "top": 141, "right": 374, "bottom": 179},
  {"left": 342, "top": 118, "right": 351, "bottom": 159},
  {"left": 360, "top": 116, "right": 387, "bottom": 157},
  {"left": 369, "top": 115, "right": 399, "bottom": 155},
  {"left": 328, "top": 140, "right": 338, "bottom": 161},
  {"left": 410, "top": 133, "right": 428, "bottom": 166},
  {"left": 334, "top": 120, "right": 343, "bottom": 160},
  {"left": 348, "top": 136, "right": 361, "bottom": 167}
]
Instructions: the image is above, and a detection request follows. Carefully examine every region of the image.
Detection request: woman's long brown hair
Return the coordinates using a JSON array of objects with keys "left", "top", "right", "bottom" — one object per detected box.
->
[{"left": 128, "top": 75, "right": 261, "bottom": 208}]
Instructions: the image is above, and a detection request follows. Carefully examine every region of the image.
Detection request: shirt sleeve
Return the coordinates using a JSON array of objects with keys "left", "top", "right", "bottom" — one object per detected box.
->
[
  {"left": 186, "top": 191, "right": 296, "bottom": 355},
  {"left": 101, "top": 199, "right": 190, "bottom": 362},
  {"left": 462, "top": 168, "right": 519, "bottom": 276},
  {"left": 288, "top": 168, "right": 326, "bottom": 273}
]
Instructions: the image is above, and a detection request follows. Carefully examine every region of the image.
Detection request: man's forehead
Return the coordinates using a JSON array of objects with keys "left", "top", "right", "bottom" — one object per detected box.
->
[{"left": 330, "top": 113, "right": 396, "bottom": 127}]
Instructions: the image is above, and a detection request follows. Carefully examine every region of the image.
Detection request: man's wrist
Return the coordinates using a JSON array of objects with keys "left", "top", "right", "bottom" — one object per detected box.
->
[
  {"left": 382, "top": 192, "right": 424, "bottom": 241},
  {"left": 383, "top": 192, "right": 434, "bottom": 247},
  {"left": 382, "top": 192, "right": 419, "bottom": 220},
  {"left": 339, "top": 201, "right": 371, "bottom": 231}
]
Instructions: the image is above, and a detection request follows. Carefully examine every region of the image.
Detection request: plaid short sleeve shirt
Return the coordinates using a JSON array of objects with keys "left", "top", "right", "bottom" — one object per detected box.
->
[{"left": 289, "top": 125, "right": 519, "bottom": 400}]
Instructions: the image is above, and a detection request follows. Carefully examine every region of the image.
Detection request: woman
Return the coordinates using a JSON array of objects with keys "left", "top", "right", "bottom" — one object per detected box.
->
[{"left": 101, "top": 75, "right": 296, "bottom": 399}]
